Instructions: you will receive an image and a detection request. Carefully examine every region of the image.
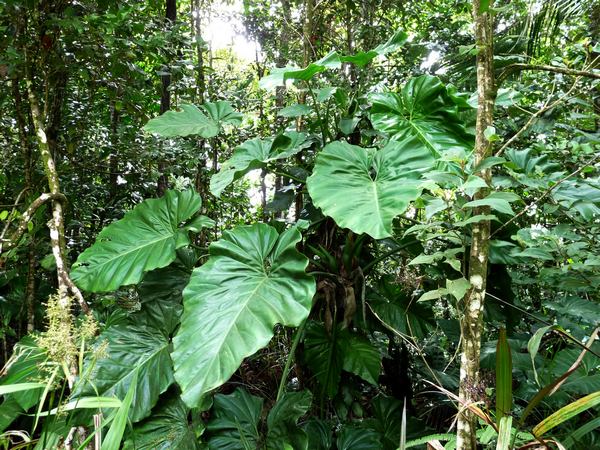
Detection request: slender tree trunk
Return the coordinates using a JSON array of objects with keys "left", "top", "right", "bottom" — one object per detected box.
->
[
  {"left": 157, "top": 0, "right": 177, "bottom": 197},
  {"left": 456, "top": 2, "right": 495, "bottom": 449},
  {"left": 13, "top": 82, "right": 37, "bottom": 333},
  {"left": 293, "top": 0, "right": 315, "bottom": 220},
  {"left": 25, "top": 68, "right": 87, "bottom": 314},
  {"left": 303, "top": 0, "right": 314, "bottom": 65},
  {"left": 275, "top": 0, "right": 291, "bottom": 122},
  {"left": 193, "top": 0, "right": 206, "bottom": 105}
]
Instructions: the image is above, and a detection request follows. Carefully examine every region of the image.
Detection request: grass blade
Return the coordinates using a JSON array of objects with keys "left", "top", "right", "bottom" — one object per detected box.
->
[
  {"left": 496, "top": 328, "right": 512, "bottom": 423},
  {"left": 0, "top": 382, "right": 47, "bottom": 395},
  {"left": 35, "top": 396, "right": 122, "bottom": 417},
  {"left": 101, "top": 369, "right": 138, "bottom": 450},
  {"left": 533, "top": 391, "right": 600, "bottom": 438},
  {"left": 496, "top": 416, "right": 512, "bottom": 450},
  {"left": 399, "top": 397, "right": 407, "bottom": 450}
]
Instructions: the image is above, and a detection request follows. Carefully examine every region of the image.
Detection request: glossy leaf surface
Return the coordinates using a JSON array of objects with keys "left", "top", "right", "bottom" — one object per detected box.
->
[
  {"left": 72, "top": 190, "right": 206, "bottom": 292},
  {"left": 172, "top": 224, "right": 315, "bottom": 407},
  {"left": 266, "top": 390, "right": 312, "bottom": 450},
  {"left": 339, "top": 332, "right": 381, "bottom": 385},
  {"left": 124, "top": 396, "right": 198, "bottom": 450},
  {"left": 336, "top": 426, "right": 380, "bottom": 450},
  {"left": 303, "top": 321, "right": 343, "bottom": 398},
  {"left": 307, "top": 140, "right": 433, "bottom": 239},
  {"left": 75, "top": 324, "right": 173, "bottom": 423},
  {"left": 205, "top": 388, "right": 262, "bottom": 450},
  {"left": 136, "top": 259, "right": 192, "bottom": 336},
  {"left": 370, "top": 75, "right": 473, "bottom": 159}
]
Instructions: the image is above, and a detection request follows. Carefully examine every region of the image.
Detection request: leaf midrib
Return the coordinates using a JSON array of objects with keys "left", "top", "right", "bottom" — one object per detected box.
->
[
  {"left": 77, "top": 229, "right": 179, "bottom": 282},
  {"left": 97, "top": 336, "right": 170, "bottom": 400},
  {"left": 200, "top": 275, "right": 271, "bottom": 390}
]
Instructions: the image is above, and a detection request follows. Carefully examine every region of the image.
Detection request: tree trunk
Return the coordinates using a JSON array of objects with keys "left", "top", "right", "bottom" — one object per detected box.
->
[
  {"left": 157, "top": 0, "right": 177, "bottom": 197},
  {"left": 456, "top": 1, "right": 495, "bottom": 449},
  {"left": 193, "top": 0, "right": 205, "bottom": 105},
  {"left": 13, "top": 81, "right": 37, "bottom": 333}
]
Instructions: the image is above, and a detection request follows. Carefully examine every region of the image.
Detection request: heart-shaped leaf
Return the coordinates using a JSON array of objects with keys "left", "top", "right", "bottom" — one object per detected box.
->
[
  {"left": 370, "top": 75, "right": 473, "bottom": 159},
  {"left": 143, "top": 101, "right": 242, "bottom": 138},
  {"left": 72, "top": 190, "right": 208, "bottom": 292},
  {"left": 202, "top": 100, "right": 243, "bottom": 127},
  {"left": 143, "top": 104, "right": 219, "bottom": 138},
  {"left": 307, "top": 139, "right": 433, "bottom": 239},
  {"left": 172, "top": 224, "right": 315, "bottom": 407}
]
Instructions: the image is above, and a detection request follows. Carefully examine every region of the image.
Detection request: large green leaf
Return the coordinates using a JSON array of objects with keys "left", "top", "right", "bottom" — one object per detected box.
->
[
  {"left": 307, "top": 139, "right": 433, "bottom": 239},
  {"left": 259, "top": 52, "right": 342, "bottom": 89},
  {"left": 368, "top": 395, "right": 405, "bottom": 450},
  {"left": 0, "top": 398, "right": 24, "bottom": 433},
  {"left": 72, "top": 190, "right": 209, "bottom": 292},
  {"left": 259, "top": 30, "right": 406, "bottom": 89},
  {"left": 205, "top": 388, "right": 262, "bottom": 450},
  {"left": 0, "top": 337, "right": 46, "bottom": 431},
  {"left": 143, "top": 104, "right": 219, "bottom": 138},
  {"left": 74, "top": 324, "right": 173, "bottom": 423},
  {"left": 172, "top": 224, "right": 315, "bottom": 407},
  {"left": 339, "top": 331, "right": 381, "bottom": 386},
  {"left": 202, "top": 100, "right": 243, "bottom": 127},
  {"left": 266, "top": 390, "right": 312, "bottom": 450},
  {"left": 0, "top": 336, "right": 46, "bottom": 410},
  {"left": 367, "top": 277, "right": 434, "bottom": 340},
  {"left": 303, "top": 419, "right": 333, "bottom": 450},
  {"left": 369, "top": 75, "right": 473, "bottom": 159},
  {"left": 341, "top": 30, "right": 408, "bottom": 67},
  {"left": 210, "top": 132, "right": 311, "bottom": 197},
  {"left": 124, "top": 396, "right": 198, "bottom": 450},
  {"left": 336, "top": 426, "right": 381, "bottom": 450},
  {"left": 143, "top": 101, "right": 241, "bottom": 138},
  {"left": 303, "top": 321, "right": 344, "bottom": 398},
  {"left": 533, "top": 391, "right": 600, "bottom": 437},
  {"left": 135, "top": 257, "right": 192, "bottom": 336}
]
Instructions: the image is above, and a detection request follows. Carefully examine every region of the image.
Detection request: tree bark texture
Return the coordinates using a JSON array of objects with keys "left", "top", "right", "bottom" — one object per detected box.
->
[{"left": 457, "top": 2, "right": 495, "bottom": 449}]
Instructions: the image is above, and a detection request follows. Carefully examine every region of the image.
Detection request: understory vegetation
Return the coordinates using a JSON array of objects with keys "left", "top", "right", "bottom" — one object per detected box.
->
[{"left": 1, "top": 0, "right": 600, "bottom": 449}]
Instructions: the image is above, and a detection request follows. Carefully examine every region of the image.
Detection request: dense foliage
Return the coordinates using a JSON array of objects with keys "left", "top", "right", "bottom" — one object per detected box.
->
[{"left": 1, "top": 0, "right": 600, "bottom": 449}]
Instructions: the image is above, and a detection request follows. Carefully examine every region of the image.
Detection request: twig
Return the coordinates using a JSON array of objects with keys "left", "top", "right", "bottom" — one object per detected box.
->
[
  {"left": 490, "top": 152, "right": 600, "bottom": 238},
  {"left": 497, "top": 63, "right": 600, "bottom": 86},
  {"left": 0, "top": 187, "right": 29, "bottom": 244},
  {"left": 0, "top": 192, "right": 66, "bottom": 255},
  {"left": 494, "top": 76, "right": 580, "bottom": 157}
]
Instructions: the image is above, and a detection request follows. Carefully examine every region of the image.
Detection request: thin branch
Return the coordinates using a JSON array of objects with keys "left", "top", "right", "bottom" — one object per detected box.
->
[
  {"left": 497, "top": 63, "right": 600, "bottom": 86},
  {"left": 25, "top": 48, "right": 90, "bottom": 315},
  {"left": 0, "top": 188, "right": 30, "bottom": 244},
  {"left": 0, "top": 192, "right": 66, "bottom": 254},
  {"left": 494, "top": 76, "right": 580, "bottom": 157},
  {"left": 490, "top": 152, "right": 600, "bottom": 238}
]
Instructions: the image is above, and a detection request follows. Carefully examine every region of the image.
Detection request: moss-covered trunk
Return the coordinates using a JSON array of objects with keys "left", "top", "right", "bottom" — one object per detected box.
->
[{"left": 456, "top": 1, "right": 495, "bottom": 449}]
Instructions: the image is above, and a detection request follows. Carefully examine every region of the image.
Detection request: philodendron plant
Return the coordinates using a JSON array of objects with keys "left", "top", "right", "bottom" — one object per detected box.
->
[{"left": 2, "top": 29, "right": 599, "bottom": 450}]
